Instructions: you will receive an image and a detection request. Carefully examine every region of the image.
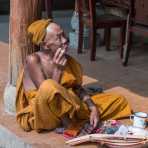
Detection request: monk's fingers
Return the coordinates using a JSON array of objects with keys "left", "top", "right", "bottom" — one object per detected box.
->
[
  {"left": 61, "top": 58, "right": 67, "bottom": 66},
  {"left": 53, "top": 48, "right": 62, "bottom": 62},
  {"left": 90, "top": 115, "right": 94, "bottom": 126},
  {"left": 55, "top": 49, "right": 66, "bottom": 64},
  {"left": 57, "top": 50, "right": 65, "bottom": 62},
  {"left": 59, "top": 57, "right": 67, "bottom": 66},
  {"left": 93, "top": 117, "right": 98, "bottom": 128}
]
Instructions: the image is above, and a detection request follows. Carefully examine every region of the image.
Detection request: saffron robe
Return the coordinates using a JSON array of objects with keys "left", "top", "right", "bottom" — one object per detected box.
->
[{"left": 16, "top": 56, "right": 131, "bottom": 132}]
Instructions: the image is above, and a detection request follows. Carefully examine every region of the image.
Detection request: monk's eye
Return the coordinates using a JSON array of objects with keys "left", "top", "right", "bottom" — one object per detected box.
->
[{"left": 56, "top": 35, "right": 62, "bottom": 41}]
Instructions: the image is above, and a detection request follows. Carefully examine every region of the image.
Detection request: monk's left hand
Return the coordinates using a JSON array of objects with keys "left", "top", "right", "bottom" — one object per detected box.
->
[{"left": 89, "top": 106, "right": 100, "bottom": 128}]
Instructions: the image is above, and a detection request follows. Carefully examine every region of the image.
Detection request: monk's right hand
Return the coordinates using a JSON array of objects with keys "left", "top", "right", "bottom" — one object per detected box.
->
[
  {"left": 52, "top": 48, "right": 67, "bottom": 67},
  {"left": 89, "top": 106, "right": 100, "bottom": 128}
]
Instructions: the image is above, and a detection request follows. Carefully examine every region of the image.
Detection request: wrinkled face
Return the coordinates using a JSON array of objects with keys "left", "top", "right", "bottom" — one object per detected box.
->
[{"left": 42, "top": 23, "right": 69, "bottom": 54}]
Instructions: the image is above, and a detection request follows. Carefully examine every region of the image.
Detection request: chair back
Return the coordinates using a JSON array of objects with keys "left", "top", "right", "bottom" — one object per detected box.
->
[{"left": 102, "top": 0, "right": 130, "bottom": 10}]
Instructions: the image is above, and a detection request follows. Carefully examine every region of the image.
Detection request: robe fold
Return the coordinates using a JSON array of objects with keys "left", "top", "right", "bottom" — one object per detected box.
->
[{"left": 16, "top": 56, "right": 131, "bottom": 132}]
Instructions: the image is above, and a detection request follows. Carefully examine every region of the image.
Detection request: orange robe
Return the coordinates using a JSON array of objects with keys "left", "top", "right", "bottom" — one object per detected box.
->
[{"left": 16, "top": 56, "right": 131, "bottom": 132}]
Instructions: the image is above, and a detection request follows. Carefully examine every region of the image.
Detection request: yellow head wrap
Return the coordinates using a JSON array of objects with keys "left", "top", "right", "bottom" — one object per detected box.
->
[{"left": 27, "top": 19, "right": 52, "bottom": 46}]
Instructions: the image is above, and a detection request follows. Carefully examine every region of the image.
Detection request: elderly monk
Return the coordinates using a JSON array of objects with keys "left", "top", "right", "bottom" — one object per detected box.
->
[{"left": 16, "top": 19, "right": 132, "bottom": 133}]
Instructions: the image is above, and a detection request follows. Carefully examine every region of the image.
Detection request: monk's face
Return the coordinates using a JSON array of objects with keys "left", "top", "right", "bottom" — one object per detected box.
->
[{"left": 43, "top": 23, "right": 69, "bottom": 54}]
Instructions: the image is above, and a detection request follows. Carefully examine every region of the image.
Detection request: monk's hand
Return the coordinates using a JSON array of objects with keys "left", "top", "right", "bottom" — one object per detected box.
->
[
  {"left": 52, "top": 47, "right": 67, "bottom": 68},
  {"left": 89, "top": 106, "right": 100, "bottom": 128}
]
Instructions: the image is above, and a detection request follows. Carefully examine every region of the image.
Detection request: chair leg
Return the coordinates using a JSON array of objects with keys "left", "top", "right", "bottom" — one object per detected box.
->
[
  {"left": 120, "top": 23, "right": 126, "bottom": 59},
  {"left": 45, "top": 0, "right": 53, "bottom": 18},
  {"left": 77, "top": 0, "right": 83, "bottom": 53},
  {"left": 122, "top": 31, "right": 133, "bottom": 66},
  {"left": 105, "top": 28, "right": 111, "bottom": 51},
  {"left": 102, "top": 29, "right": 106, "bottom": 46},
  {"left": 90, "top": 27, "right": 96, "bottom": 61}
]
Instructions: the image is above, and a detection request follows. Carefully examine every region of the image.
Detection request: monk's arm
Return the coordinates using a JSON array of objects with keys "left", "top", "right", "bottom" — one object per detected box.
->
[
  {"left": 26, "top": 54, "right": 45, "bottom": 88},
  {"left": 52, "top": 66, "right": 63, "bottom": 82},
  {"left": 74, "top": 85, "right": 100, "bottom": 127},
  {"left": 74, "top": 85, "right": 96, "bottom": 110},
  {"left": 51, "top": 48, "right": 67, "bottom": 83}
]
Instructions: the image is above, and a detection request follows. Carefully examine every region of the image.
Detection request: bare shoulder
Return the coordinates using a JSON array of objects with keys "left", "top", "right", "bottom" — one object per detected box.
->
[{"left": 25, "top": 52, "right": 41, "bottom": 66}]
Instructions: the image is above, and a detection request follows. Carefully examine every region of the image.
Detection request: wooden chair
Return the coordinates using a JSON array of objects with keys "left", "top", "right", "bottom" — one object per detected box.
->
[
  {"left": 77, "top": 0, "right": 127, "bottom": 61},
  {"left": 122, "top": 0, "right": 148, "bottom": 66},
  {"left": 44, "top": 0, "right": 75, "bottom": 18}
]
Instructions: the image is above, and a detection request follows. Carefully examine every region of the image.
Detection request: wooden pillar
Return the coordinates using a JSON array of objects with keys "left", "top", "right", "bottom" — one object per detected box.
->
[
  {"left": 9, "top": 0, "right": 42, "bottom": 85},
  {"left": 4, "top": 0, "right": 42, "bottom": 114}
]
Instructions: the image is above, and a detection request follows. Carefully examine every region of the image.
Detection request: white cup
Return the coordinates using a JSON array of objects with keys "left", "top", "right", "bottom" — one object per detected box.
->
[{"left": 130, "top": 112, "right": 148, "bottom": 128}]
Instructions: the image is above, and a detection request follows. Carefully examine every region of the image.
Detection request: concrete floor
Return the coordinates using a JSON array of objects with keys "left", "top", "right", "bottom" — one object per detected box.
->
[
  {"left": 0, "top": 11, "right": 148, "bottom": 98},
  {"left": 70, "top": 45, "right": 148, "bottom": 96}
]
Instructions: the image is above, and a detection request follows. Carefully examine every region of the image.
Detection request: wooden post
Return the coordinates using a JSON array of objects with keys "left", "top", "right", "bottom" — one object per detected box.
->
[
  {"left": 4, "top": 0, "right": 42, "bottom": 114},
  {"left": 9, "top": 0, "right": 42, "bottom": 85}
]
